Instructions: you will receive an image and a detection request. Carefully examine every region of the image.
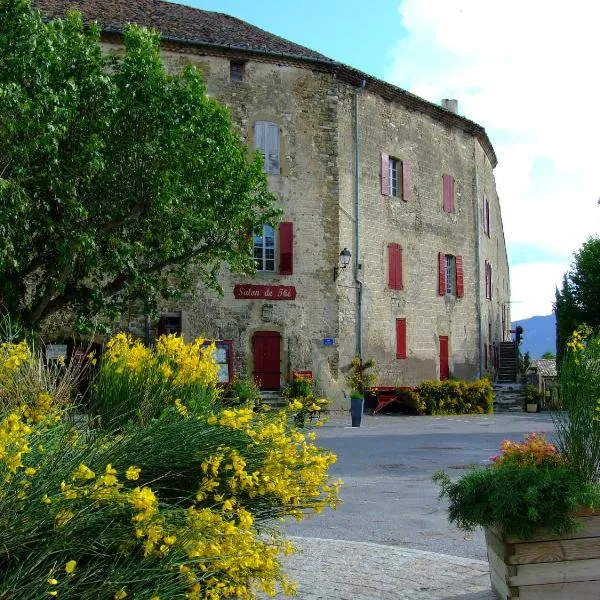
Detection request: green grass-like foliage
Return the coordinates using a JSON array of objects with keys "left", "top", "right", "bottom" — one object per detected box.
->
[{"left": 434, "top": 465, "right": 600, "bottom": 539}]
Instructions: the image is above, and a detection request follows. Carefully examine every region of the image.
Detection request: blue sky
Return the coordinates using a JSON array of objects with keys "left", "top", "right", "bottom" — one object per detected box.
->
[{"left": 181, "top": 0, "right": 600, "bottom": 321}]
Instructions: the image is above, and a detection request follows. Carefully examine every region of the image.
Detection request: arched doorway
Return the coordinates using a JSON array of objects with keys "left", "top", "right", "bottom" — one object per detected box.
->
[{"left": 252, "top": 331, "right": 281, "bottom": 390}]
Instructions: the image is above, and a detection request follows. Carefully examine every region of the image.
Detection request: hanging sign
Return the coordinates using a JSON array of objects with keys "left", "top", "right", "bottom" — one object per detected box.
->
[{"left": 233, "top": 284, "right": 296, "bottom": 300}]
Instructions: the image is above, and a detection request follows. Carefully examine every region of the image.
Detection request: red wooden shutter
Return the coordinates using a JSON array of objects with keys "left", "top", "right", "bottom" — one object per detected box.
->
[
  {"left": 443, "top": 174, "right": 455, "bottom": 212},
  {"left": 484, "top": 343, "right": 488, "bottom": 369},
  {"left": 402, "top": 160, "right": 411, "bottom": 201},
  {"left": 278, "top": 222, "right": 293, "bottom": 275},
  {"left": 438, "top": 252, "right": 446, "bottom": 296},
  {"left": 484, "top": 260, "right": 489, "bottom": 299},
  {"left": 396, "top": 318, "right": 407, "bottom": 359},
  {"left": 442, "top": 174, "right": 449, "bottom": 212},
  {"left": 439, "top": 336, "right": 449, "bottom": 380},
  {"left": 455, "top": 255, "right": 464, "bottom": 298},
  {"left": 381, "top": 152, "right": 389, "bottom": 196},
  {"left": 388, "top": 243, "right": 403, "bottom": 290}
]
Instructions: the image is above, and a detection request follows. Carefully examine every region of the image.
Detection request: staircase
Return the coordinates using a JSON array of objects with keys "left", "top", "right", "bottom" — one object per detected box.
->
[
  {"left": 259, "top": 390, "right": 286, "bottom": 409},
  {"left": 493, "top": 383, "right": 525, "bottom": 412},
  {"left": 497, "top": 342, "right": 518, "bottom": 383}
]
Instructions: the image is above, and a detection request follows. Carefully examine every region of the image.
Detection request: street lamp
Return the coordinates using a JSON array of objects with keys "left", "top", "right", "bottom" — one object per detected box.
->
[{"left": 333, "top": 248, "right": 352, "bottom": 281}]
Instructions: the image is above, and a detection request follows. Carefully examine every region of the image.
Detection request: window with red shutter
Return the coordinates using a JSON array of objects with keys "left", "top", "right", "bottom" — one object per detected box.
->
[
  {"left": 455, "top": 255, "right": 464, "bottom": 298},
  {"left": 438, "top": 252, "right": 446, "bottom": 296},
  {"left": 442, "top": 174, "right": 455, "bottom": 213},
  {"left": 402, "top": 161, "right": 411, "bottom": 201},
  {"left": 388, "top": 243, "right": 403, "bottom": 290},
  {"left": 396, "top": 318, "right": 407, "bottom": 359},
  {"left": 278, "top": 222, "right": 293, "bottom": 275},
  {"left": 381, "top": 152, "right": 389, "bottom": 196}
]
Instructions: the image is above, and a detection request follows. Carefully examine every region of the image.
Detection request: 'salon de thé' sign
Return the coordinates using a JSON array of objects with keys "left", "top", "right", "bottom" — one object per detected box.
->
[{"left": 233, "top": 284, "right": 296, "bottom": 300}]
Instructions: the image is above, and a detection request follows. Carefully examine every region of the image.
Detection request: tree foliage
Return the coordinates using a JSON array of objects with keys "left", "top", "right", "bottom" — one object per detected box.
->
[
  {"left": 0, "top": 0, "right": 279, "bottom": 330},
  {"left": 555, "top": 237, "right": 600, "bottom": 359}
]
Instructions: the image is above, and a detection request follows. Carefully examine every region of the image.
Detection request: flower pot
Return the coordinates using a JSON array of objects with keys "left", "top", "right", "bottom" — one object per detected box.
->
[
  {"left": 350, "top": 396, "right": 364, "bottom": 427},
  {"left": 526, "top": 403, "right": 538, "bottom": 413},
  {"left": 485, "top": 511, "right": 600, "bottom": 599}
]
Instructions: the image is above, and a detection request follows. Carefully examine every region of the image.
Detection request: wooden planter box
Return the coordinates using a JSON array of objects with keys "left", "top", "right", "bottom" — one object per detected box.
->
[{"left": 486, "top": 512, "right": 600, "bottom": 599}]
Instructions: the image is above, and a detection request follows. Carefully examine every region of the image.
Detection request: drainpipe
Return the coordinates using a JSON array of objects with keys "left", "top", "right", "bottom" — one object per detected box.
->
[
  {"left": 354, "top": 80, "right": 365, "bottom": 359},
  {"left": 473, "top": 139, "right": 483, "bottom": 378}
]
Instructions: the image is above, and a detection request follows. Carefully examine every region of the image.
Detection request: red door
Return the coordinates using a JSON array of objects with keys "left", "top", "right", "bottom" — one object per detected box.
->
[
  {"left": 252, "top": 331, "right": 281, "bottom": 390},
  {"left": 439, "top": 336, "right": 449, "bottom": 381}
]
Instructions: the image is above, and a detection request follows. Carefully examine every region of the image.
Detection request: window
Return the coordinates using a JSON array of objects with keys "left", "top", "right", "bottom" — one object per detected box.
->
[
  {"left": 254, "top": 121, "right": 280, "bottom": 174},
  {"left": 485, "top": 260, "right": 492, "bottom": 300},
  {"left": 396, "top": 318, "right": 407, "bottom": 359},
  {"left": 483, "top": 197, "right": 490, "bottom": 235},
  {"left": 254, "top": 224, "right": 276, "bottom": 272},
  {"left": 230, "top": 61, "right": 245, "bottom": 82},
  {"left": 158, "top": 312, "right": 182, "bottom": 336},
  {"left": 253, "top": 222, "right": 294, "bottom": 274},
  {"left": 381, "top": 153, "right": 411, "bottom": 200},
  {"left": 389, "top": 158, "right": 399, "bottom": 197},
  {"left": 438, "top": 253, "right": 464, "bottom": 297},
  {"left": 442, "top": 173, "right": 455, "bottom": 213},
  {"left": 445, "top": 254, "right": 455, "bottom": 295},
  {"left": 387, "top": 243, "right": 403, "bottom": 290}
]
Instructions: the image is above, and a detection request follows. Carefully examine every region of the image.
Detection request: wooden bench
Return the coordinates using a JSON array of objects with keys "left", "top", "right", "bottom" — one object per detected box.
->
[{"left": 369, "top": 386, "right": 413, "bottom": 415}]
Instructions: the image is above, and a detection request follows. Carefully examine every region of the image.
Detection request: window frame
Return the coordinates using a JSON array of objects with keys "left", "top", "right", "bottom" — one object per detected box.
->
[
  {"left": 389, "top": 157, "right": 399, "bottom": 197},
  {"left": 229, "top": 61, "right": 245, "bottom": 82},
  {"left": 253, "top": 224, "right": 276, "bottom": 272},
  {"left": 254, "top": 120, "right": 281, "bottom": 175},
  {"left": 445, "top": 254, "right": 456, "bottom": 296}
]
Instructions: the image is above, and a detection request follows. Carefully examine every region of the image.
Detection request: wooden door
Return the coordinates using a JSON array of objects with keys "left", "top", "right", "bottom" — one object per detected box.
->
[
  {"left": 439, "top": 336, "right": 449, "bottom": 381},
  {"left": 252, "top": 331, "right": 281, "bottom": 390}
]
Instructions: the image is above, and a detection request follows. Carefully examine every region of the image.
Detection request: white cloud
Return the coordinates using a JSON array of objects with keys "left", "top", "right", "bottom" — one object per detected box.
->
[
  {"left": 510, "top": 261, "right": 569, "bottom": 321},
  {"left": 387, "top": 0, "right": 600, "bottom": 317}
]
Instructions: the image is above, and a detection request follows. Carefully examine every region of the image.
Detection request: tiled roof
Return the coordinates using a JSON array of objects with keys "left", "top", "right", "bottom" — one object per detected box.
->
[
  {"left": 528, "top": 359, "right": 557, "bottom": 378},
  {"left": 34, "top": 0, "right": 333, "bottom": 62},
  {"left": 33, "top": 0, "right": 497, "bottom": 167}
]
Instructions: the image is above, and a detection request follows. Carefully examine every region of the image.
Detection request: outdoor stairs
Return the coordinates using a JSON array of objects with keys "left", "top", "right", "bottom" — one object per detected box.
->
[
  {"left": 259, "top": 390, "right": 286, "bottom": 409},
  {"left": 497, "top": 341, "right": 518, "bottom": 383},
  {"left": 493, "top": 383, "right": 525, "bottom": 412}
]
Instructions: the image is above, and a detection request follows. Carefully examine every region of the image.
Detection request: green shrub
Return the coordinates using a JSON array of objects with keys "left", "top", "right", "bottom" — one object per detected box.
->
[
  {"left": 221, "top": 376, "right": 261, "bottom": 407},
  {"left": 415, "top": 378, "right": 493, "bottom": 415},
  {"left": 434, "top": 465, "right": 600, "bottom": 539}
]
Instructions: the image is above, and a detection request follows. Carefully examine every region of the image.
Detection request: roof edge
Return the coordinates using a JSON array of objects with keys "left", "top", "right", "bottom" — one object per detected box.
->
[{"left": 75, "top": 21, "right": 498, "bottom": 168}]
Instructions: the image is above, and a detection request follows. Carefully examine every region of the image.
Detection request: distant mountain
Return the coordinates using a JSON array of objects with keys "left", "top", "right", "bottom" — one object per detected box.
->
[{"left": 511, "top": 314, "right": 556, "bottom": 359}]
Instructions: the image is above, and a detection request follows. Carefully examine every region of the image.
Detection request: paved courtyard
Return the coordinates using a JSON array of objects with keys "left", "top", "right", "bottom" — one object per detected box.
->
[{"left": 273, "top": 412, "right": 555, "bottom": 598}]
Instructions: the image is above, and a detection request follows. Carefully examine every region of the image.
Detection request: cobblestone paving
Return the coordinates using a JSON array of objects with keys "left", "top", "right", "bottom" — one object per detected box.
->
[{"left": 268, "top": 537, "right": 496, "bottom": 600}]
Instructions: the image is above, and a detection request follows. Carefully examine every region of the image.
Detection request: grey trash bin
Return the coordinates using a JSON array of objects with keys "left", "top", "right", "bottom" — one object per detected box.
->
[{"left": 350, "top": 394, "right": 364, "bottom": 427}]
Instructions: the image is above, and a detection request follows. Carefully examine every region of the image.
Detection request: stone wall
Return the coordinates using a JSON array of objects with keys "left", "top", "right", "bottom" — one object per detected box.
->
[{"left": 100, "top": 40, "right": 511, "bottom": 402}]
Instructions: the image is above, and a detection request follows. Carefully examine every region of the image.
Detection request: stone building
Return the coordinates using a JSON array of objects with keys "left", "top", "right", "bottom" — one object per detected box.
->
[{"left": 37, "top": 0, "right": 510, "bottom": 403}]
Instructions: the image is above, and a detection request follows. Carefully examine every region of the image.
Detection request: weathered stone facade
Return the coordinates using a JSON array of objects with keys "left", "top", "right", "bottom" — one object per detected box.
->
[{"left": 38, "top": 1, "right": 510, "bottom": 405}]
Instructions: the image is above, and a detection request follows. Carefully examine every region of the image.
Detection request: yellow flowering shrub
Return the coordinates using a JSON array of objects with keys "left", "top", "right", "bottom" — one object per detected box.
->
[
  {"left": 0, "top": 334, "right": 341, "bottom": 599},
  {"left": 94, "top": 333, "right": 219, "bottom": 427}
]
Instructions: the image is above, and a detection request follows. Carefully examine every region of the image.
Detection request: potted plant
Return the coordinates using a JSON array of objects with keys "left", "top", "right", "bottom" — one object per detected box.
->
[
  {"left": 346, "top": 357, "right": 377, "bottom": 427},
  {"left": 523, "top": 384, "right": 541, "bottom": 413},
  {"left": 434, "top": 327, "right": 600, "bottom": 599}
]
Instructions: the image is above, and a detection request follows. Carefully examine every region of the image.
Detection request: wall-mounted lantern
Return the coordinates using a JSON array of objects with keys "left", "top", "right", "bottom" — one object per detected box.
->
[{"left": 333, "top": 248, "right": 352, "bottom": 281}]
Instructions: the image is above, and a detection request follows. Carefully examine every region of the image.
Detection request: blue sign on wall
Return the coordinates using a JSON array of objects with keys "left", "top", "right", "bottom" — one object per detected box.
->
[{"left": 323, "top": 338, "right": 334, "bottom": 346}]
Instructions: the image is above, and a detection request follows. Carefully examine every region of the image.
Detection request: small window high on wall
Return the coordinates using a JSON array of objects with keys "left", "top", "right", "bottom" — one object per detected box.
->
[
  {"left": 230, "top": 61, "right": 245, "bottom": 82},
  {"left": 381, "top": 153, "right": 411, "bottom": 201}
]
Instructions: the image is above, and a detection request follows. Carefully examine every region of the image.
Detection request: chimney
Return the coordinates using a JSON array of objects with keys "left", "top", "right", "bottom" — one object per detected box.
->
[{"left": 441, "top": 98, "right": 458, "bottom": 114}]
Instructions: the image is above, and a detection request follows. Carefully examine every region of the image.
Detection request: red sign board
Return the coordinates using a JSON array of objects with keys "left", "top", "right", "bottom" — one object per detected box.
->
[{"left": 233, "top": 284, "right": 296, "bottom": 300}]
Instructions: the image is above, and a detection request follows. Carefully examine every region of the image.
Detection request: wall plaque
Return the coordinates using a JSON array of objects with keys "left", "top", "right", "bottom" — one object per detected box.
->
[{"left": 233, "top": 284, "right": 296, "bottom": 300}]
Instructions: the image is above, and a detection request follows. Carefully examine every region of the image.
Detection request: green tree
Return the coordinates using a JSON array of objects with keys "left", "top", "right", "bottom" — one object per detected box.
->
[
  {"left": 555, "top": 237, "right": 600, "bottom": 359},
  {"left": 541, "top": 351, "right": 556, "bottom": 360},
  {"left": 0, "top": 0, "right": 279, "bottom": 330}
]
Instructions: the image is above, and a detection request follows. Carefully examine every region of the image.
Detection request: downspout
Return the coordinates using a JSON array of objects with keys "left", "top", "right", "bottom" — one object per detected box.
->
[
  {"left": 473, "top": 139, "right": 483, "bottom": 378},
  {"left": 355, "top": 81, "right": 365, "bottom": 359}
]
